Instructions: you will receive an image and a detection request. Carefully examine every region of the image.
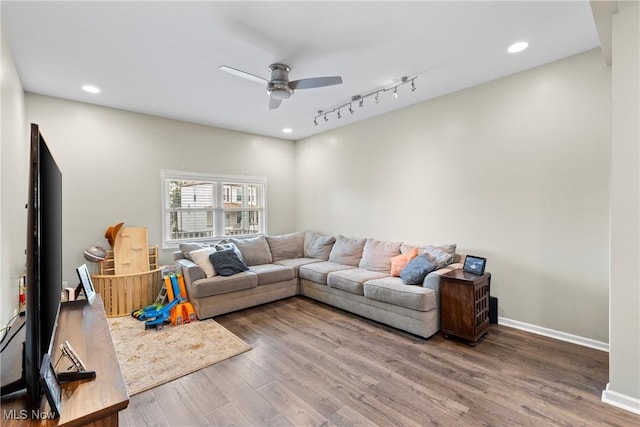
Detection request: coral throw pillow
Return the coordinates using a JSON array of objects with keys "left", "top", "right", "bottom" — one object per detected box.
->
[{"left": 390, "top": 248, "right": 418, "bottom": 277}]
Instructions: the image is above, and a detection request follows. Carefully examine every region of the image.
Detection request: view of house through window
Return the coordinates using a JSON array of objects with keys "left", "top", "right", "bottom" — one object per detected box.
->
[{"left": 161, "top": 170, "right": 266, "bottom": 247}]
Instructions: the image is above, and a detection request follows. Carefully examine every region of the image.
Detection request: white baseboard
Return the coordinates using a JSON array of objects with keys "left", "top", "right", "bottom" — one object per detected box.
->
[
  {"left": 497, "top": 316, "right": 609, "bottom": 352},
  {"left": 602, "top": 383, "right": 640, "bottom": 415},
  {"left": 497, "top": 318, "right": 640, "bottom": 415}
]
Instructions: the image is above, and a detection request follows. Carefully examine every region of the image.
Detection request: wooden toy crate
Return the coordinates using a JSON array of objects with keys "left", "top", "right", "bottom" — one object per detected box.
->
[{"left": 93, "top": 246, "right": 162, "bottom": 317}]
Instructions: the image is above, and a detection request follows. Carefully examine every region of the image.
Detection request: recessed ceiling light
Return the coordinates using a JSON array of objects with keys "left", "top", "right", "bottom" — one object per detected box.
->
[
  {"left": 507, "top": 41, "right": 529, "bottom": 54},
  {"left": 282, "top": 128, "right": 293, "bottom": 134},
  {"left": 82, "top": 85, "right": 101, "bottom": 94}
]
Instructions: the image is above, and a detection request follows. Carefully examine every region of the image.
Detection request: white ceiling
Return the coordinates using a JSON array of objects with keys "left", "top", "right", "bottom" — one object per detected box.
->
[{"left": 2, "top": 1, "right": 600, "bottom": 141}]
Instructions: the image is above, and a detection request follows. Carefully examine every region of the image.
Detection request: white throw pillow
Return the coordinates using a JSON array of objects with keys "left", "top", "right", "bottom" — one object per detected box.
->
[{"left": 189, "top": 247, "right": 217, "bottom": 277}]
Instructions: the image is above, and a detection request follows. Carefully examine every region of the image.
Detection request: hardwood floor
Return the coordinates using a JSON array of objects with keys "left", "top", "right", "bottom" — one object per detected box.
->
[{"left": 119, "top": 296, "right": 638, "bottom": 426}]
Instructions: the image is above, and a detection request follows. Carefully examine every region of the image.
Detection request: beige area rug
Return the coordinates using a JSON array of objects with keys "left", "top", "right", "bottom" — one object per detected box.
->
[{"left": 107, "top": 316, "right": 251, "bottom": 395}]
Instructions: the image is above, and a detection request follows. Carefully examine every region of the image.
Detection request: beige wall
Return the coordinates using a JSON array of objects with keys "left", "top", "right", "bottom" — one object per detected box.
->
[
  {"left": 296, "top": 49, "right": 611, "bottom": 342},
  {"left": 609, "top": 1, "right": 640, "bottom": 405},
  {"left": 25, "top": 94, "right": 297, "bottom": 287},
  {"left": 1, "top": 29, "right": 28, "bottom": 326}
]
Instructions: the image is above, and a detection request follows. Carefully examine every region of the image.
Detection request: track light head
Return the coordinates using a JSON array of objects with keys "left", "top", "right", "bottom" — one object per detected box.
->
[
  {"left": 314, "top": 117, "right": 318, "bottom": 126},
  {"left": 314, "top": 75, "right": 416, "bottom": 125}
]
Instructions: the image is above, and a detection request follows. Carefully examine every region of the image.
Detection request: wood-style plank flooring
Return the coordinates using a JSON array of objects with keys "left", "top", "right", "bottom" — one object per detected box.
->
[{"left": 119, "top": 296, "right": 639, "bottom": 426}]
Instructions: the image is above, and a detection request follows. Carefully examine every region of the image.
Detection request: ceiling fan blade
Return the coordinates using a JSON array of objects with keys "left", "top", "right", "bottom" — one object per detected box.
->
[
  {"left": 268, "top": 97, "right": 282, "bottom": 110},
  {"left": 218, "top": 65, "right": 267, "bottom": 85},
  {"left": 289, "top": 76, "right": 343, "bottom": 90}
]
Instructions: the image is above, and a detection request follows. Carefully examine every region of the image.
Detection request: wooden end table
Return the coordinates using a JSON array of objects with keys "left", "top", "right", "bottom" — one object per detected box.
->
[{"left": 440, "top": 270, "right": 491, "bottom": 345}]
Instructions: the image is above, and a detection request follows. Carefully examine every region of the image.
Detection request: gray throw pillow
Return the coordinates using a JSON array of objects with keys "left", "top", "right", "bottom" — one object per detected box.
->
[
  {"left": 215, "top": 242, "right": 245, "bottom": 262},
  {"left": 423, "top": 244, "right": 456, "bottom": 269},
  {"left": 400, "top": 254, "right": 436, "bottom": 285},
  {"left": 209, "top": 250, "right": 249, "bottom": 276}
]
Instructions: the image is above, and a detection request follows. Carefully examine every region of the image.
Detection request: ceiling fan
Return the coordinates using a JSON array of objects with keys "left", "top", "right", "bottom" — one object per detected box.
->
[{"left": 219, "top": 63, "right": 342, "bottom": 110}]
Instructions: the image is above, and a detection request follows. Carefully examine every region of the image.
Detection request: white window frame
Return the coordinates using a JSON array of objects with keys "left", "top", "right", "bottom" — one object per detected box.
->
[{"left": 161, "top": 169, "right": 267, "bottom": 249}]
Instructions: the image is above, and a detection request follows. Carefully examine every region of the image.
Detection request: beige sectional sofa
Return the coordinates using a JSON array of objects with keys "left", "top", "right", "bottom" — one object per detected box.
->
[{"left": 174, "top": 231, "right": 464, "bottom": 339}]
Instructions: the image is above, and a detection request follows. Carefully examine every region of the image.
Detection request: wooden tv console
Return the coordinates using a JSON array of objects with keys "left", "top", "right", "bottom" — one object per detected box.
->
[{"left": 2, "top": 295, "right": 129, "bottom": 426}]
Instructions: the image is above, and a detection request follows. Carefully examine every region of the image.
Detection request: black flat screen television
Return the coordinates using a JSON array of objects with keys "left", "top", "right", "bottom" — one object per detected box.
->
[{"left": 0, "top": 123, "right": 62, "bottom": 406}]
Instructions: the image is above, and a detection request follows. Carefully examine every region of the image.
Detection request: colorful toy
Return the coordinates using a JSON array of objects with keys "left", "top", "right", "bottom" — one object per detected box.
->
[
  {"left": 164, "top": 273, "right": 196, "bottom": 325},
  {"left": 131, "top": 266, "right": 196, "bottom": 330},
  {"left": 131, "top": 303, "right": 163, "bottom": 319},
  {"left": 142, "top": 298, "right": 181, "bottom": 330}
]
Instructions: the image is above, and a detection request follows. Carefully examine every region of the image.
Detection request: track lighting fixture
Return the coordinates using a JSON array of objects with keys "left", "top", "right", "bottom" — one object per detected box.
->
[{"left": 313, "top": 75, "right": 417, "bottom": 125}]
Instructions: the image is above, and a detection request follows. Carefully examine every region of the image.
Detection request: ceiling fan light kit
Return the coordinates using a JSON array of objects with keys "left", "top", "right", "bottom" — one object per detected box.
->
[
  {"left": 314, "top": 76, "right": 417, "bottom": 126},
  {"left": 219, "top": 63, "right": 343, "bottom": 110}
]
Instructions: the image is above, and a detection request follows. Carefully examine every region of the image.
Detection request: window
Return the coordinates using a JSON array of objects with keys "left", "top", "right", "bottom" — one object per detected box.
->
[{"left": 161, "top": 170, "right": 266, "bottom": 248}]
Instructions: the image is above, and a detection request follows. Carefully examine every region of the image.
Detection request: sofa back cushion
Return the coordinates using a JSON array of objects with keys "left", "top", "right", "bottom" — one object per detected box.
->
[
  {"left": 358, "top": 238, "right": 402, "bottom": 273},
  {"left": 304, "top": 231, "right": 336, "bottom": 260},
  {"left": 179, "top": 242, "right": 209, "bottom": 261},
  {"left": 230, "top": 236, "right": 273, "bottom": 266},
  {"left": 266, "top": 231, "right": 305, "bottom": 261},
  {"left": 329, "top": 235, "right": 366, "bottom": 266}
]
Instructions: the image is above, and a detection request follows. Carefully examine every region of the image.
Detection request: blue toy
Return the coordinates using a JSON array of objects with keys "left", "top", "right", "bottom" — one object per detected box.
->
[
  {"left": 140, "top": 298, "right": 181, "bottom": 330},
  {"left": 131, "top": 270, "right": 190, "bottom": 330}
]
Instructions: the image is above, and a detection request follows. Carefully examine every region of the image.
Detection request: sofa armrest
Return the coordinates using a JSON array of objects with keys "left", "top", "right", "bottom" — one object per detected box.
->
[
  {"left": 176, "top": 258, "right": 205, "bottom": 286},
  {"left": 173, "top": 250, "right": 186, "bottom": 261},
  {"left": 423, "top": 262, "right": 464, "bottom": 308}
]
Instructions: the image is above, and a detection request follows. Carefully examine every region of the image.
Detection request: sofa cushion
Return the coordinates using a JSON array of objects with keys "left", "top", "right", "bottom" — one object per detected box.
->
[
  {"left": 327, "top": 268, "right": 388, "bottom": 296},
  {"left": 423, "top": 244, "right": 456, "bottom": 269},
  {"left": 266, "top": 231, "right": 305, "bottom": 261},
  {"left": 209, "top": 250, "right": 249, "bottom": 276},
  {"left": 400, "top": 254, "right": 436, "bottom": 285},
  {"left": 179, "top": 242, "right": 208, "bottom": 260},
  {"left": 299, "top": 261, "right": 356, "bottom": 285},
  {"left": 364, "top": 277, "right": 436, "bottom": 312},
  {"left": 249, "top": 264, "right": 296, "bottom": 286},
  {"left": 273, "top": 258, "right": 323, "bottom": 276},
  {"left": 189, "top": 247, "right": 217, "bottom": 278},
  {"left": 189, "top": 271, "right": 258, "bottom": 298},
  {"left": 358, "top": 239, "right": 402, "bottom": 273},
  {"left": 230, "top": 236, "right": 273, "bottom": 266},
  {"left": 304, "top": 231, "right": 336, "bottom": 260},
  {"left": 390, "top": 248, "right": 418, "bottom": 277},
  {"left": 328, "top": 235, "right": 366, "bottom": 266}
]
